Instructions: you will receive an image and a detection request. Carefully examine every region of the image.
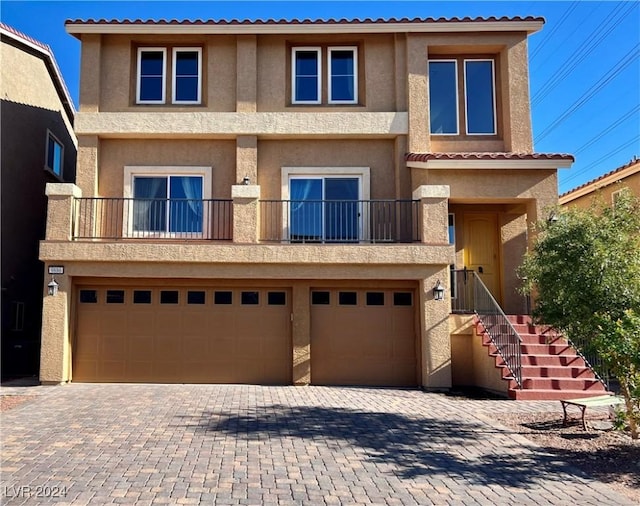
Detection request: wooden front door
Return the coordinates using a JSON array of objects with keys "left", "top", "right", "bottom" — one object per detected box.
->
[{"left": 463, "top": 213, "right": 501, "bottom": 303}]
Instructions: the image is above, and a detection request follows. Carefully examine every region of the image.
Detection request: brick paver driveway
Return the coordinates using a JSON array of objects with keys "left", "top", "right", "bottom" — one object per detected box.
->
[{"left": 0, "top": 384, "right": 633, "bottom": 505}]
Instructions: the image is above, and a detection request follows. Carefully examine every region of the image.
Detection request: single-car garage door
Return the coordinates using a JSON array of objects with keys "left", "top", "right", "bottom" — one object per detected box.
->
[
  {"left": 311, "top": 288, "right": 417, "bottom": 386},
  {"left": 74, "top": 286, "right": 291, "bottom": 384}
]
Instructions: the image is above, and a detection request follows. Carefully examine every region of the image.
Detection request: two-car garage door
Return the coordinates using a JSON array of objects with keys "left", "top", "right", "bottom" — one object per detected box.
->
[
  {"left": 74, "top": 286, "right": 292, "bottom": 384},
  {"left": 73, "top": 283, "right": 418, "bottom": 386}
]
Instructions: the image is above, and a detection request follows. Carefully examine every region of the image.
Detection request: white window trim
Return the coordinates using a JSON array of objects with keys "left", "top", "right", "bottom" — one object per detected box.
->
[
  {"left": 463, "top": 58, "right": 497, "bottom": 136},
  {"left": 292, "top": 47, "right": 322, "bottom": 105},
  {"left": 44, "top": 130, "right": 64, "bottom": 180},
  {"left": 328, "top": 46, "right": 358, "bottom": 105},
  {"left": 281, "top": 167, "right": 370, "bottom": 242},
  {"left": 123, "top": 166, "right": 212, "bottom": 238},
  {"left": 172, "top": 47, "right": 202, "bottom": 105},
  {"left": 428, "top": 59, "right": 459, "bottom": 136},
  {"left": 136, "top": 47, "right": 167, "bottom": 104},
  {"left": 611, "top": 187, "right": 630, "bottom": 205}
]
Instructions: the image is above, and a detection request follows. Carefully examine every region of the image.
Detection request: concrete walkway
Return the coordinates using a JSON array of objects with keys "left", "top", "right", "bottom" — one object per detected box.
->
[{"left": 0, "top": 384, "right": 633, "bottom": 505}]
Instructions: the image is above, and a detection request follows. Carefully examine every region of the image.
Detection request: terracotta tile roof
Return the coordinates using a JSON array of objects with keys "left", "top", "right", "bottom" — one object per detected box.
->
[
  {"left": 559, "top": 157, "right": 640, "bottom": 198},
  {"left": 405, "top": 152, "right": 575, "bottom": 162},
  {"left": 0, "top": 22, "right": 75, "bottom": 116},
  {"left": 65, "top": 16, "right": 545, "bottom": 27}
]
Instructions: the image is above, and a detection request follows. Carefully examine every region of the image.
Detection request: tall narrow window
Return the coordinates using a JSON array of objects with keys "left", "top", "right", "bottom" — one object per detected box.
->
[
  {"left": 292, "top": 48, "right": 321, "bottom": 104},
  {"left": 328, "top": 47, "right": 357, "bottom": 104},
  {"left": 464, "top": 60, "right": 496, "bottom": 135},
  {"left": 45, "top": 132, "right": 64, "bottom": 177},
  {"left": 173, "top": 48, "right": 201, "bottom": 104},
  {"left": 137, "top": 48, "right": 166, "bottom": 104},
  {"left": 428, "top": 60, "right": 458, "bottom": 135}
]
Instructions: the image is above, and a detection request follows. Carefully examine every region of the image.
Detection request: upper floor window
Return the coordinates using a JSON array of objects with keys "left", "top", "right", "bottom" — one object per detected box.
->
[
  {"left": 45, "top": 131, "right": 63, "bottom": 177},
  {"left": 292, "top": 46, "right": 358, "bottom": 105},
  {"left": 136, "top": 47, "right": 202, "bottom": 105},
  {"left": 428, "top": 58, "right": 497, "bottom": 136},
  {"left": 172, "top": 48, "right": 202, "bottom": 104}
]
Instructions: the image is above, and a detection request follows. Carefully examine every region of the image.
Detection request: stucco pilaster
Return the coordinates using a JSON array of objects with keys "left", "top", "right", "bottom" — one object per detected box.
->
[
  {"left": 79, "top": 34, "right": 101, "bottom": 112},
  {"left": 236, "top": 135, "right": 258, "bottom": 184},
  {"left": 419, "top": 272, "right": 452, "bottom": 389},
  {"left": 292, "top": 283, "right": 311, "bottom": 385},
  {"left": 44, "top": 183, "right": 82, "bottom": 241},
  {"left": 40, "top": 270, "right": 71, "bottom": 384},
  {"left": 406, "top": 36, "right": 430, "bottom": 153},
  {"left": 76, "top": 135, "right": 99, "bottom": 196},
  {"left": 236, "top": 35, "right": 257, "bottom": 113},
  {"left": 231, "top": 184, "right": 260, "bottom": 243},
  {"left": 502, "top": 39, "right": 533, "bottom": 152},
  {"left": 413, "top": 185, "right": 450, "bottom": 244}
]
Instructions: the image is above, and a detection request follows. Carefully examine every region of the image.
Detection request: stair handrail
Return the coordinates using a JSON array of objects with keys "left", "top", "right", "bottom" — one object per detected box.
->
[
  {"left": 471, "top": 271, "right": 523, "bottom": 389},
  {"left": 553, "top": 332, "right": 610, "bottom": 390}
]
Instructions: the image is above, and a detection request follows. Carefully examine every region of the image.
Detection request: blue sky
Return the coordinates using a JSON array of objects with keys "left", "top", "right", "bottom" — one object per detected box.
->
[{"left": 2, "top": 0, "right": 638, "bottom": 194}]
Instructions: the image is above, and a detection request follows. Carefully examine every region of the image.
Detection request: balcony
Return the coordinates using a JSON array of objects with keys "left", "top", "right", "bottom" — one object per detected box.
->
[
  {"left": 73, "top": 197, "right": 233, "bottom": 240},
  {"left": 260, "top": 200, "right": 420, "bottom": 243}
]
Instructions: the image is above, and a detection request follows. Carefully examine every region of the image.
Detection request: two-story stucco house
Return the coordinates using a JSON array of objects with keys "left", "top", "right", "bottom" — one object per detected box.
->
[
  {"left": 1, "top": 23, "right": 76, "bottom": 379},
  {"left": 40, "top": 16, "right": 582, "bottom": 396}
]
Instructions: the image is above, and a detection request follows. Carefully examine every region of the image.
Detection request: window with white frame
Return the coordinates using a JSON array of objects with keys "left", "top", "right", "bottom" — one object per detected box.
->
[
  {"left": 428, "top": 58, "right": 497, "bottom": 135},
  {"left": 282, "top": 167, "right": 370, "bottom": 242},
  {"left": 137, "top": 47, "right": 202, "bottom": 105},
  {"left": 328, "top": 47, "right": 358, "bottom": 104},
  {"left": 45, "top": 131, "right": 63, "bottom": 177},
  {"left": 124, "top": 166, "right": 211, "bottom": 237},
  {"left": 137, "top": 48, "right": 166, "bottom": 104},
  {"left": 292, "top": 47, "right": 322, "bottom": 104},
  {"left": 292, "top": 46, "right": 358, "bottom": 105},
  {"left": 172, "top": 48, "right": 202, "bottom": 104}
]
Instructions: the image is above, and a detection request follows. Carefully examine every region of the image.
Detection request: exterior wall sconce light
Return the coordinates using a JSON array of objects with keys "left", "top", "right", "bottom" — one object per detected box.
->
[
  {"left": 433, "top": 279, "right": 445, "bottom": 301},
  {"left": 47, "top": 277, "right": 59, "bottom": 296},
  {"left": 242, "top": 176, "right": 251, "bottom": 185}
]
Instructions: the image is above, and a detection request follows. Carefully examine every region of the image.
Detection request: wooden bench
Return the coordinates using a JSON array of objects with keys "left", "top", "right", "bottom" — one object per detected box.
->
[{"left": 560, "top": 394, "right": 625, "bottom": 430}]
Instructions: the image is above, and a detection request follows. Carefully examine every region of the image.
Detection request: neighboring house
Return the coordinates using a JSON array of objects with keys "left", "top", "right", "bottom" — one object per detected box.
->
[
  {"left": 1, "top": 24, "right": 76, "bottom": 379},
  {"left": 559, "top": 157, "right": 640, "bottom": 209},
  {"left": 39, "top": 16, "right": 574, "bottom": 392}
]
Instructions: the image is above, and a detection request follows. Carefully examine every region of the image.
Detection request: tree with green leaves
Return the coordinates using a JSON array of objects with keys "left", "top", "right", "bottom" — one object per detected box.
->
[{"left": 519, "top": 189, "right": 640, "bottom": 439}]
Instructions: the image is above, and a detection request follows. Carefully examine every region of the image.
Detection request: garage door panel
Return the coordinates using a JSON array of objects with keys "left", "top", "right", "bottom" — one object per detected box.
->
[
  {"left": 75, "top": 286, "right": 291, "bottom": 384},
  {"left": 311, "top": 288, "right": 417, "bottom": 387}
]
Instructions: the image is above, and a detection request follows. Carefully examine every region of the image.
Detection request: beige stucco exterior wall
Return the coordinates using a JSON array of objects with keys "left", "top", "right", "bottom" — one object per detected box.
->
[
  {"left": 97, "top": 138, "right": 236, "bottom": 199},
  {"left": 257, "top": 139, "right": 399, "bottom": 199},
  {"left": 1, "top": 40, "right": 74, "bottom": 135},
  {"left": 449, "top": 315, "right": 508, "bottom": 395}
]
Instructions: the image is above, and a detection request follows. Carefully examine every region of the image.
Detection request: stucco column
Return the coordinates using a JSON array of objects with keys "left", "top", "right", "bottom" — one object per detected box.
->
[
  {"left": 413, "top": 185, "right": 450, "bottom": 244},
  {"left": 76, "top": 135, "right": 99, "bottom": 196},
  {"left": 419, "top": 271, "right": 452, "bottom": 389},
  {"left": 236, "top": 136, "right": 258, "bottom": 185},
  {"left": 231, "top": 184, "right": 260, "bottom": 243},
  {"left": 292, "top": 283, "right": 311, "bottom": 385},
  {"left": 236, "top": 35, "right": 257, "bottom": 113},
  {"left": 45, "top": 183, "right": 82, "bottom": 240},
  {"left": 406, "top": 36, "right": 430, "bottom": 153},
  {"left": 40, "top": 269, "right": 71, "bottom": 384}
]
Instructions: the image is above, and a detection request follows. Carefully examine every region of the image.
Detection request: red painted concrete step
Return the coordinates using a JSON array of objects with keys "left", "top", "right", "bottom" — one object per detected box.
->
[{"left": 475, "top": 315, "right": 608, "bottom": 401}]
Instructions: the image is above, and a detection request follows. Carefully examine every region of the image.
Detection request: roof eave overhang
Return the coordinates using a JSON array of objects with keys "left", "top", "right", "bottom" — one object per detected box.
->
[
  {"left": 407, "top": 159, "right": 574, "bottom": 170},
  {"left": 559, "top": 162, "right": 640, "bottom": 203},
  {"left": 65, "top": 20, "right": 544, "bottom": 36}
]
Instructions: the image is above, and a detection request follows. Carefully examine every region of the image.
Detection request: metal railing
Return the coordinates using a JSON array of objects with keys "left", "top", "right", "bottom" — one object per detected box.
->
[
  {"left": 260, "top": 199, "right": 420, "bottom": 243},
  {"left": 452, "top": 269, "right": 522, "bottom": 388},
  {"left": 73, "top": 198, "right": 233, "bottom": 240}
]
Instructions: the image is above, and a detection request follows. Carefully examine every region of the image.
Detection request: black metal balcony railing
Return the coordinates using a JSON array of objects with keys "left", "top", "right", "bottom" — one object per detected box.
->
[
  {"left": 73, "top": 198, "right": 233, "bottom": 240},
  {"left": 260, "top": 200, "right": 421, "bottom": 243}
]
